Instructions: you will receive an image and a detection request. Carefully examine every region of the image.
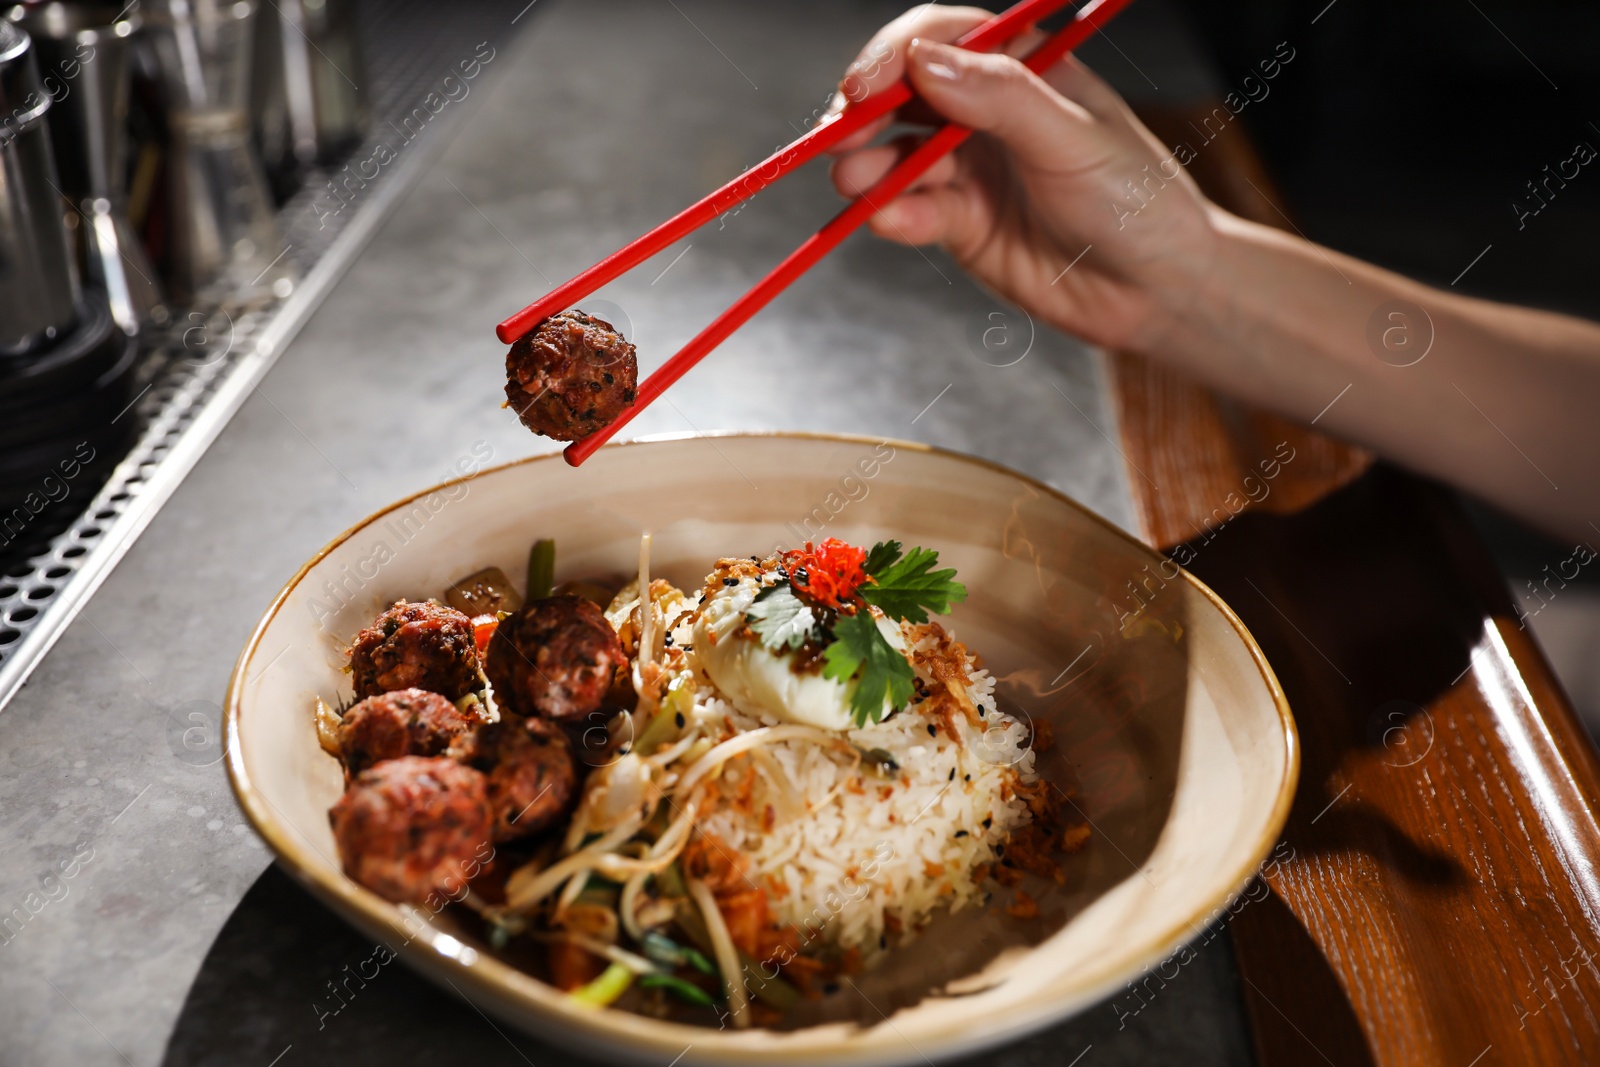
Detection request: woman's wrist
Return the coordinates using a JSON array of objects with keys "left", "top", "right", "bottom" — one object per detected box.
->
[{"left": 1117, "top": 201, "right": 1238, "bottom": 363}]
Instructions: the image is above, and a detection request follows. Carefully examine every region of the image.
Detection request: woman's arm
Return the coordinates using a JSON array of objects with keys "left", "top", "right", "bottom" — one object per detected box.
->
[
  {"left": 1160, "top": 211, "right": 1600, "bottom": 542},
  {"left": 829, "top": 9, "right": 1600, "bottom": 541}
]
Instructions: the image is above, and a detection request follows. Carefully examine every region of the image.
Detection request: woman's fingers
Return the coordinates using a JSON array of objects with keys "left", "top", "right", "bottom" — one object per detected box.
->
[
  {"left": 835, "top": 6, "right": 993, "bottom": 101},
  {"left": 904, "top": 39, "right": 1113, "bottom": 176},
  {"left": 826, "top": 6, "right": 994, "bottom": 153},
  {"left": 829, "top": 136, "right": 959, "bottom": 199},
  {"left": 827, "top": 136, "right": 987, "bottom": 251},
  {"left": 866, "top": 183, "right": 990, "bottom": 250}
]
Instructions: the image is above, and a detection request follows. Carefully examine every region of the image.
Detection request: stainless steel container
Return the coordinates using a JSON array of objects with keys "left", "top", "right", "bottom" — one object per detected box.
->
[
  {"left": 8, "top": 0, "right": 164, "bottom": 335},
  {"left": 141, "top": 0, "right": 291, "bottom": 302},
  {"left": 0, "top": 18, "right": 79, "bottom": 356},
  {"left": 283, "top": 0, "right": 365, "bottom": 163}
]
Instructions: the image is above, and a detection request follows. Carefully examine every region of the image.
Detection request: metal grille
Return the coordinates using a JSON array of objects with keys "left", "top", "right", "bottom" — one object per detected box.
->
[{"left": 0, "top": 0, "right": 533, "bottom": 709}]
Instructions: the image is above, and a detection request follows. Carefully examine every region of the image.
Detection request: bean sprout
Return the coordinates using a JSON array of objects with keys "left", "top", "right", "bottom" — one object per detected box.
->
[
  {"left": 554, "top": 868, "right": 590, "bottom": 916},
  {"left": 503, "top": 810, "right": 647, "bottom": 914},
  {"left": 594, "top": 798, "right": 697, "bottom": 877},
  {"left": 749, "top": 748, "right": 802, "bottom": 821},
  {"left": 645, "top": 729, "right": 701, "bottom": 769},
  {"left": 528, "top": 930, "right": 658, "bottom": 976},
  {"left": 688, "top": 876, "right": 749, "bottom": 1028},
  {"left": 673, "top": 725, "right": 844, "bottom": 799},
  {"left": 634, "top": 533, "right": 654, "bottom": 688},
  {"left": 618, "top": 799, "right": 700, "bottom": 943}
]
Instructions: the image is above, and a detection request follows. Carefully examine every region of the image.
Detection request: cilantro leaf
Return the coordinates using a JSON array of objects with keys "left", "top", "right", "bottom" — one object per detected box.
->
[
  {"left": 864, "top": 540, "right": 903, "bottom": 577},
  {"left": 746, "top": 583, "right": 821, "bottom": 650},
  {"left": 822, "top": 612, "right": 915, "bottom": 727},
  {"left": 859, "top": 544, "right": 967, "bottom": 624}
]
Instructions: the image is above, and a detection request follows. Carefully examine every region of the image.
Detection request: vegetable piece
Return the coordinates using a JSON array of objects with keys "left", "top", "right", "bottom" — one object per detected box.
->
[
  {"left": 470, "top": 614, "right": 499, "bottom": 657},
  {"left": 634, "top": 693, "right": 685, "bottom": 757},
  {"left": 446, "top": 567, "right": 524, "bottom": 616},
  {"left": 639, "top": 973, "right": 717, "bottom": 1008},
  {"left": 641, "top": 931, "right": 717, "bottom": 976},
  {"left": 314, "top": 697, "right": 342, "bottom": 757},
  {"left": 863, "top": 540, "right": 902, "bottom": 575},
  {"left": 783, "top": 539, "right": 868, "bottom": 609},
  {"left": 745, "top": 584, "right": 821, "bottom": 651},
  {"left": 570, "top": 962, "right": 635, "bottom": 1007},
  {"left": 655, "top": 861, "right": 688, "bottom": 899},
  {"left": 859, "top": 541, "right": 966, "bottom": 624},
  {"left": 550, "top": 939, "right": 608, "bottom": 991},
  {"left": 526, "top": 538, "right": 556, "bottom": 600},
  {"left": 555, "top": 579, "right": 617, "bottom": 607},
  {"left": 683, "top": 945, "right": 718, "bottom": 977},
  {"left": 822, "top": 612, "right": 916, "bottom": 727},
  {"left": 674, "top": 902, "right": 800, "bottom": 1011}
]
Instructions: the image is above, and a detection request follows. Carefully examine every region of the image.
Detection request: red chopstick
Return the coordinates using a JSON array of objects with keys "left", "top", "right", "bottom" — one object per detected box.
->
[
  {"left": 496, "top": 0, "right": 1082, "bottom": 345},
  {"left": 564, "top": 0, "right": 1134, "bottom": 466}
]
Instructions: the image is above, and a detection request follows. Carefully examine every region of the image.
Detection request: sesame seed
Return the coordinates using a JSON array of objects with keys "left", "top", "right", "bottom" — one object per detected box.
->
[
  {"left": 675, "top": 712, "right": 685, "bottom": 728},
  {"left": 927, "top": 724, "right": 937, "bottom": 737},
  {"left": 948, "top": 768, "right": 956, "bottom": 781},
  {"left": 955, "top": 830, "right": 968, "bottom": 838},
  {"left": 879, "top": 935, "right": 887, "bottom": 949},
  {"left": 723, "top": 577, "right": 739, "bottom": 586}
]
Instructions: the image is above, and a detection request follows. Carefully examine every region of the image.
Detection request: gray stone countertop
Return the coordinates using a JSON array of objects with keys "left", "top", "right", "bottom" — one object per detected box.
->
[{"left": 0, "top": 2, "right": 1255, "bottom": 1064}]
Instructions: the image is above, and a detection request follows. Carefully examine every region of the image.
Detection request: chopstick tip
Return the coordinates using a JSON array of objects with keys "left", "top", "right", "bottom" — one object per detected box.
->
[{"left": 562, "top": 440, "right": 587, "bottom": 467}]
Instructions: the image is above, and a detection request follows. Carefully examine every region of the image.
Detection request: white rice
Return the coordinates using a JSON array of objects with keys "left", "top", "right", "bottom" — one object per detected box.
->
[{"left": 685, "top": 622, "right": 1035, "bottom": 959}]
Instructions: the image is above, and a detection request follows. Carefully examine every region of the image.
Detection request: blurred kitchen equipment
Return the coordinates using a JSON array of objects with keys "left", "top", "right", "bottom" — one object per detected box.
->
[
  {"left": 7, "top": 0, "right": 166, "bottom": 336},
  {"left": 140, "top": 0, "right": 292, "bottom": 303},
  {"left": 254, "top": 0, "right": 365, "bottom": 196},
  {"left": 0, "top": 19, "right": 136, "bottom": 533},
  {"left": 0, "top": 17, "right": 78, "bottom": 356}
]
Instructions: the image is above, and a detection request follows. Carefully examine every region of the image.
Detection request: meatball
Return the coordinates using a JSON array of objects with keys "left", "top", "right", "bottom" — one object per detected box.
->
[
  {"left": 463, "top": 718, "right": 578, "bottom": 841},
  {"left": 329, "top": 756, "right": 493, "bottom": 904},
  {"left": 504, "top": 310, "right": 637, "bottom": 441},
  {"left": 337, "top": 688, "right": 481, "bottom": 775},
  {"left": 485, "top": 595, "right": 627, "bottom": 721},
  {"left": 348, "top": 600, "right": 480, "bottom": 701}
]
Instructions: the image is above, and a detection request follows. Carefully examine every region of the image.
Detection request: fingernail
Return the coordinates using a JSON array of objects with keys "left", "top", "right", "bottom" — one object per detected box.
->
[
  {"left": 845, "top": 38, "right": 887, "bottom": 78},
  {"left": 912, "top": 38, "right": 960, "bottom": 82},
  {"left": 825, "top": 91, "right": 847, "bottom": 116}
]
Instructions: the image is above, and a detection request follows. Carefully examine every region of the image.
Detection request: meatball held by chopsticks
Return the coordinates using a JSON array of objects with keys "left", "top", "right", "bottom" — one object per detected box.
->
[
  {"left": 485, "top": 595, "right": 626, "bottom": 721},
  {"left": 504, "top": 310, "right": 637, "bottom": 441},
  {"left": 348, "top": 600, "right": 480, "bottom": 701},
  {"left": 329, "top": 756, "right": 493, "bottom": 904}
]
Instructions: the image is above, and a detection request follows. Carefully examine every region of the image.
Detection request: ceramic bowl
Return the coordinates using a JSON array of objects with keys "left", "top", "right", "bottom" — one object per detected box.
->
[{"left": 225, "top": 432, "right": 1297, "bottom": 1066}]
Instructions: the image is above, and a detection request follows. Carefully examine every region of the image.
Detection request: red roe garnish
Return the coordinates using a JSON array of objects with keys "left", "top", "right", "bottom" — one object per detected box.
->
[{"left": 783, "top": 538, "right": 868, "bottom": 610}]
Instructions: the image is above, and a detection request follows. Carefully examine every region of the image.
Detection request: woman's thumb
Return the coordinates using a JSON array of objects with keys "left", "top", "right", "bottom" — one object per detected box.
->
[{"left": 906, "top": 38, "right": 1095, "bottom": 171}]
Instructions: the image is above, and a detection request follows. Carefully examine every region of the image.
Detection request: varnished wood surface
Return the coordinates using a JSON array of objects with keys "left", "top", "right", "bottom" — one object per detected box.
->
[{"left": 1113, "top": 106, "right": 1600, "bottom": 1065}]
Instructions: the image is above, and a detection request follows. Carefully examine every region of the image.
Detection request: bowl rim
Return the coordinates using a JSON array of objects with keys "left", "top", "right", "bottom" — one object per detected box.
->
[{"left": 224, "top": 429, "right": 1299, "bottom": 1064}]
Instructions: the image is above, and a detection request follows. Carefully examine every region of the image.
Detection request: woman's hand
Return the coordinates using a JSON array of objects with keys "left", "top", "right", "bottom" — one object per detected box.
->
[{"left": 828, "top": 6, "right": 1219, "bottom": 354}]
